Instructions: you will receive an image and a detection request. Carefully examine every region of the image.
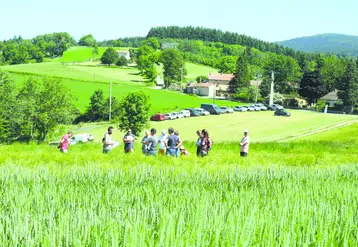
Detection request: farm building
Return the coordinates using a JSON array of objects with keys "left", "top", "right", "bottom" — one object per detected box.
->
[
  {"left": 186, "top": 83, "right": 215, "bottom": 97},
  {"left": 321, "top": 90, "right": 340, "bottom": 107},
  {"left": 208, "top": 73, "right": 234, "bottom": 92},
  {"left": 208, "top": 73, "right": 262, "bottom": 93},
  {"left": 116, "top": 51, "right": 130, "bottom": 60}
]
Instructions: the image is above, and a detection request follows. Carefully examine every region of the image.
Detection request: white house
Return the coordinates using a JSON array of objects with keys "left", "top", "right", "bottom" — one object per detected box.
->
[
  {"left": 116, "top": 50, "right": 131, "bottom": 60},
  {"left": 155, "top": 76, "right": 164, "bottom": 87},
  {"left": 186, "top": 83, "right": 215, "bottom": 97},
  {"left": 208, "top": 73, "right": 234, "bottom": 92},
  {"left": 321, "top": 90, "right": 340, "bottom": 107}
]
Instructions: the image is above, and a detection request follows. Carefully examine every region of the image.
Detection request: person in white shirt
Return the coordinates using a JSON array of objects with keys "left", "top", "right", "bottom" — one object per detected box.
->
[
  {"left": 103, "top": 126, "right": 119, "bottom": 153},
  {"left": 158, "top": 129, "right": 167, "bottom": 155},
  {"left": 240, "top": 129, "right": 250, "bottom": 157}
]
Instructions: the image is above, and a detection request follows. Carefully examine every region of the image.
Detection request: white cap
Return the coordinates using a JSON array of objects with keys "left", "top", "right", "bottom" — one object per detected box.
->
[
  {"left": 244, "top": 129, "right": 249, "bottom": 133},
  {"left": 161, "top": 129, "right": 166, "bottom": 135}
]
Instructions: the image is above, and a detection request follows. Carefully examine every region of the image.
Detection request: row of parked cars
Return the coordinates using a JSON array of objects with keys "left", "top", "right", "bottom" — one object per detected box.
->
[{"left": 150, "top": 103, "right": 290, "bottom": 121}]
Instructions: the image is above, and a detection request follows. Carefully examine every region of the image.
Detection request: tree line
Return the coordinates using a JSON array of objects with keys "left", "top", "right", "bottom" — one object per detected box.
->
[{"left": 0, "top": 33, "right": 76, "bottom": 65}]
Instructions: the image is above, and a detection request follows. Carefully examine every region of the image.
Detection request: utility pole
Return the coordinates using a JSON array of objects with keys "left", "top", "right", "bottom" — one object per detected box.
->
[
  {"left": 269, "top": 71, "right": 275, "bottom": 105},
  {"left": 109, "top": 81, "right": 112, "bottom": 121},
  {"left": 179, "top": 68, "right": 183, "bottom": 92},
  {"left": 255, "top": 74, "right": 259, "bottom": 104}
]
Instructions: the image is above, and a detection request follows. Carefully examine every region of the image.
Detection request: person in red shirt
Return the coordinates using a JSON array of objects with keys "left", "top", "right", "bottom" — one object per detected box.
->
[{"left": 59, "top": 131, "right": 73, "bottom": 153}]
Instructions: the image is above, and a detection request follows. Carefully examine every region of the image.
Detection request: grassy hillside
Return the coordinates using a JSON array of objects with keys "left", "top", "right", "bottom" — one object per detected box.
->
[
  {"left": 58, "top": 46, "right": 130, "bottom": 62},
  {"left": 279, "top": 33, "right": 358, "bottom": 56}
]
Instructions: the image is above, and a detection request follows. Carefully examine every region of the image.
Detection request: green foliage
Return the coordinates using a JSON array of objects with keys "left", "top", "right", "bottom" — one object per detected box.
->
[
  {"left": 100, "top": 47, "right": 118, "bottom": 65},
  {"left": 217, "top": 56, "right": 236, "bottom": 73},
  {"left": 78, "top": 34, "right": 97, "bottom": 46},
  {"left": 117, "top": 91, "right": 150, "bottom": 135},
  {"left": 160, "top": 49, "right": 187, "bottom": 85},
  {"left": 299, "top": 70, "right": 326, "bottom": 104},
  {"left": 85, "top": 89, "right": 108, "bottom": 121},
  {"left": 142, "top": 37, "right": 160, "bottom": 50},
  {"left": 316, "top": 99, "right": 326, "bottom": 112},
  {"left": 229, "top": 50, "right": 251, "bottom": 93},
  {"left": 116, "top": 56, "right": 128, "bottom": 66},
  {"left": 337, "top": 60, "right": 358, "bottom": 113},
  {"left": 195, "top": 75, "right": 208, "bottom": 83}
]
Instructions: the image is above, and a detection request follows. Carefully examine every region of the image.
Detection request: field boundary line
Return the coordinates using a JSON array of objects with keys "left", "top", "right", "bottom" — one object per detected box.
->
[{"left": 278, "top": 120, "right": 358, "bottom": 142}]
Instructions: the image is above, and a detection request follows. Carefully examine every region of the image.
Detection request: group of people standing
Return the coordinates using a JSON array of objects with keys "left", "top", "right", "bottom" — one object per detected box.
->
[{"left": 59, "top": 127, "right": 250, "bottom": 157}]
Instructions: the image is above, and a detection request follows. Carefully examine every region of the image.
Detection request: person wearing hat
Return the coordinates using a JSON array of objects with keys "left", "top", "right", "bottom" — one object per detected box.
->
[
  {"left": 146, "top": 128, "right": 159, "bottom": 156},
  {"left": 240, "top": 129, "right": 250, "bottom": 157},
  {"left": 179, "top": 145, "right": 189, "bottom": 156}
]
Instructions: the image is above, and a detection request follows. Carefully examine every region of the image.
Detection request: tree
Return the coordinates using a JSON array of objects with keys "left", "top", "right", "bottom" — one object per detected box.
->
[
  {"left": 92, "top": 43, "right": 99, "bottom": 58},
  {"left": 100, "top": 47, "right": 118, "bottom": 65},
  {"left": 0, "top": 71, "right": 19, "bottom": 142},
  {"left": 337, "top": 60, "right": 358, "bottom": 113},
  {"left": 196, "top": 75, "right": 208, "bottom": 83},
  {"left": 117, "top": 92, "right": 151, "bottom": 136},
  {"left": 116, "top": 56, "right": 128, "bottom": 66},
  {"left": 142, "top": 37, "right": 160, "bottom": 50},
  {"left": 85, "top": 89, "right": 107, "bottom": 121},
  {"left": 216, "top": 56, "right": 236, "bottom": 73},
  {"left": 228, "top": 50, "right": 250, "bottom": 93},
  {"left": 160, "top": 49, "right": 187, "bottom": 85},
  {"left": 298, "top": 70, "right": 327, "bottom": 104},
  {"left": 79, "top": 34, "right": 96, "bottom": 46}
]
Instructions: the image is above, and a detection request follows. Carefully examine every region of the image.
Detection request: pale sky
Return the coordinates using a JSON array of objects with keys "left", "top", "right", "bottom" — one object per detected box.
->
[{"left": 1, "top": 0, "right": 357, "bottom": 42}]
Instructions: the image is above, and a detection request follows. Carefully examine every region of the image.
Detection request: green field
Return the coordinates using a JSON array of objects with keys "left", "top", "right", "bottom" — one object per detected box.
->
[
  {"left": 2, "top": 46, "right": 358, "bottom": 245},
  {"left": 1, "top": 126, "right": 358, "bottom": 245},
  {"left": 69, "top": 110, "right": 357, "bottom": 144},
  {"left": 58, "top": 46, "right": 130, "bottom": 62}
]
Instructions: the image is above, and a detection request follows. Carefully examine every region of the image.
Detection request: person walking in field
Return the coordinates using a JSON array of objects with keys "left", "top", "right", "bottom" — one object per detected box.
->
[
  {"left": 141, "top": 130, "right": 150, "bottom": 154},
  {"left": 240, "top": 129, "right": 250, "bottom": 157},
  {"left": 165, "top": 127, "right": 181, "bottom": 157},
  {"left": 59, "top": 131, "right": 73, "bottom": 153},
  {"left": 200, "top": 129, "right": 212, "bottom": 157},
  {"left": 158, "top": 129, "right": 167, "bottom": 156},
  {"left": 146, "top": 128, "right": 159, "bottom": 156},
  {"left": 196, "top": 130, "right": 203, "bottom": 156},
  {"left": 103, "top": 126, "right": 118, "bottom": 153},
  {"left": 123, "top": 129, "right": 135, "bottom": 153}
]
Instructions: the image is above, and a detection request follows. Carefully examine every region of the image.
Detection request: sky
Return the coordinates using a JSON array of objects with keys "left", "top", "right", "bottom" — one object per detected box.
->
[{"left": 1, "top": 0, "right": 358, "bottom": 42}]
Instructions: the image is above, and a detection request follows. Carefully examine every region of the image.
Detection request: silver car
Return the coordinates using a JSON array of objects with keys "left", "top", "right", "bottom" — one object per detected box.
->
[
  {"left": 245, "top": 106, "right": 255, "bottom": 111},
  {"left": 194, "top": 108, "right": 210, "bottom": 116},
  {"left": 254, "top": 104, "right": 267, "bottom": 111},
  {"left": 234, "top": 106, "right": 248, "bottom": 112},
  {"left": 220, "top": 106, "right": 234, "bottom": 113}
]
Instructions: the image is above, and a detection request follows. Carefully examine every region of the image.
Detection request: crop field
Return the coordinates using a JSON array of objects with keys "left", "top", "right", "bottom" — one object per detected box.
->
[{"left": 1, "top": 129, "right": 358, "bottom": 246}]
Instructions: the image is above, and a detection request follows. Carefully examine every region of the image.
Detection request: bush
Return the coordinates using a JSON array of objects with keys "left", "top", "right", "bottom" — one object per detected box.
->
[{"left": 116, "top": 56, "right": 128, "bottom": 66}]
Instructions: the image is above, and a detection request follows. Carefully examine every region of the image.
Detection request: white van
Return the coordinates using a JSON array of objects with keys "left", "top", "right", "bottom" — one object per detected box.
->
[
  {"left": 71, "top": 134, "right": 90, "bottom": 143},
  {"left": 179, "top": 110, "right": 191, "bottom": 118}
]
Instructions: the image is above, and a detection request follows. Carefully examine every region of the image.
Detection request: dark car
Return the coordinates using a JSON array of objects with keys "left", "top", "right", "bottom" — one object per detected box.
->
[
  {"left": 200, "top": 104, "right": 222, "bottom": 115},
  {"left": 185, "top": 108, "right": 202, "bottom": 116},
  {"left": 150, "top": 114, "right": 166, "bottom": 121},
  {"left": 274, "top": 109, "right": 291, "bottom": 117}
]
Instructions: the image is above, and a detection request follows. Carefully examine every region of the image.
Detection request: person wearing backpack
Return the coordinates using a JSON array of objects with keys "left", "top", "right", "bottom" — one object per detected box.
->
[{"left": 200, "top": 129, "right": 212, "bottom": 157}]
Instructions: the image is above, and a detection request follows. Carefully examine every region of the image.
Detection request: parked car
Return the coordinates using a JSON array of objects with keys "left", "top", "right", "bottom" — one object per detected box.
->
[
  {"left": 254, "top": 103, "right": 267, "bottom": 111},
  {"left": 185, "top": 108, "right": 202, "bottom": 116},
  {"left": 200, "top": 104, "right": 222, "bottom": 115},
  {"left": 274, "top": 109, "right": 291, "bottom": 117},
  {"left": 172, "top": 112, "right": 184, "bottom": 119},
  {"left": 245, "top": 105, "right": 255, "bottom": 111},
  {"left": 84, "top": 134, "right": 94, "bottom": 141},
  {"left": 150, "top": 114, "right": 166, "bottom": 121},
  {"left": 234, "top": 106, "right": 248, "bottom": 112},
  {"left": 270, "top": 104, "right": 284, "bottom": 111},
  {"left": 251, "top": 105, "right": 261, "bottom": 111},
  {"left": 195, "top": 108, "right": 210, "bottom": 116},
  {"left": 179, "top": 110, "right": 191, "bottom": 118},
  {"left": 164, "top": 113, "right": 177, "bottom": 120},
  {"left": 220, "top": 106, "right": 234, "bottom": 113}
]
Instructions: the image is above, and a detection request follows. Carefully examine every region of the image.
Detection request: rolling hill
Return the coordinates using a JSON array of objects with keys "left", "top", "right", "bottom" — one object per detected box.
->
[{"left": 279, "top": 33, "right": 358, "bottom": 56}]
